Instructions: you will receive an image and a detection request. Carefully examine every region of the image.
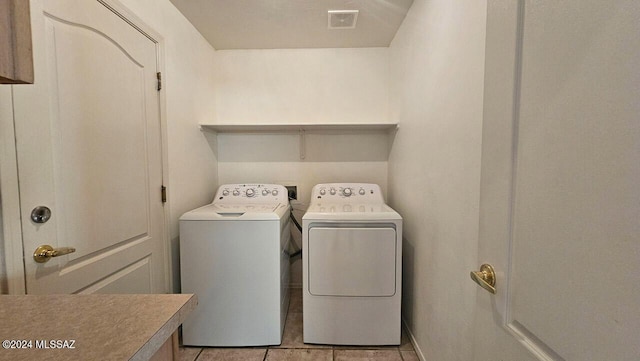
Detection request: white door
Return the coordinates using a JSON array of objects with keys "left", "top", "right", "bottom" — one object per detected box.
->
[
  {"left": 473, "top": 1, "right": 639, "bottom": 360},
  {"left": 12, "top": 0, "right": 167, "bottom": 294}
]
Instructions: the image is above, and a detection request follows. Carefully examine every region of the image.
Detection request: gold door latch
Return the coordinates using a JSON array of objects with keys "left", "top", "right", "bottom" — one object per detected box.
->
[
  {"left": 470, "top": 263, "right": 496, "bottom": 294},
  {"left": 33, "top": 245, "right": 76, "bottom": 263}
]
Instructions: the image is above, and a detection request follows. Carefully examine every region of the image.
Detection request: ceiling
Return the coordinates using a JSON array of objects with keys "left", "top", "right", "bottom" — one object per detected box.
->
[{"left": 168, "top": 0, "right": 414, "bottom": 50}]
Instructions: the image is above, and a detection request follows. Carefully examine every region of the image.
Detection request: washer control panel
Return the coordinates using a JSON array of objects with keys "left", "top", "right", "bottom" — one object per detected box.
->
[
  {"left": 214, "top": 184, "right": 288, "bottom": 204},
  {"left": 311, "top": 183, "right": 384, "bottom": 203}
]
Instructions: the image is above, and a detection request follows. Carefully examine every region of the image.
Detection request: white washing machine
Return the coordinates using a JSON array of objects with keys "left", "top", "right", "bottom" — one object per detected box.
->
[
  {"left": 302, "top": 183, "right": 402, "bottom": 345},
  {"left": 180, "top": 184, "right": 290, "bottom": 346}
]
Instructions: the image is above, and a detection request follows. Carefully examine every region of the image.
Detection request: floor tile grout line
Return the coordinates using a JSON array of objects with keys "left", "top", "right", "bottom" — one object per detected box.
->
[{"left": 193, "top": 347, "right": 203, "bottom": 361}]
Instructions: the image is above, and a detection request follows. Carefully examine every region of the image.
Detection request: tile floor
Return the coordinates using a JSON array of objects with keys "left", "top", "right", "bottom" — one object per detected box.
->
[{"left": 180, "top": 289, "right": 419, "bottom": 361}]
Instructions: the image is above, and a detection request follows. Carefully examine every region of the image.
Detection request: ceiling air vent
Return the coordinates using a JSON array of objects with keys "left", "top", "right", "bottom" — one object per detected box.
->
[{"left": 327, "top": 10, "right": 359, "bottom": 29}]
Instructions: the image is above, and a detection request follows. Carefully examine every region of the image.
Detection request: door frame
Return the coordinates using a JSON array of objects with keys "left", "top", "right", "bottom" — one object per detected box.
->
[{"left": 0, "top": 0, "right": 172, "bottom": 295}]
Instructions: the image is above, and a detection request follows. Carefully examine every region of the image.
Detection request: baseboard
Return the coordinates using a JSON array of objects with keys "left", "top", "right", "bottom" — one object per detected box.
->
[{"left": 402, "top": 318, "right": 426, "bottom": 361}]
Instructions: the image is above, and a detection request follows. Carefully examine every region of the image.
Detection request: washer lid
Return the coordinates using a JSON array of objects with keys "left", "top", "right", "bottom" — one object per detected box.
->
[
  {"left": 180, "top": 203, "right": 287, "bottom": 221},
  {"left": 213, "top": 204, "right": 280, "bottom": 213}
]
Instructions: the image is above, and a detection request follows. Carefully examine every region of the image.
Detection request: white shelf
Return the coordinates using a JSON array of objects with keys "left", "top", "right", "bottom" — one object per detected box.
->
[
  {"left": 200, "top": 122, "right": 397, "bottom": 160},
  {"left": 199, "top": 122, "right": 398, "bottom": 133}
]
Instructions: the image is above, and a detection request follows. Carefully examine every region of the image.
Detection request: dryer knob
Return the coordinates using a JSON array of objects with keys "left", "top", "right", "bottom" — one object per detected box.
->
[
  {"left": 222, "top": 190, "right": 230, "bottom": 196},
  {"left": 262, "top": 189, "right": 270, "bottom": 196},
  {"left": 232, "top": 190, "right": 240, "bottom": 196},
  {"left": 320, "top": 189, "right": 326, "bottom": 195},
  {"left": 272, "top": 189, "right": 279, "bottom": 196},
  {"left": 359, "top": 188, "right": 365, "bottom": 195},
  {"left": 343, "top": 188, "right": 352, "bottom": 197},
  {"left": 330, "top": 188, "right": 337, "bottom": 195},
  {"left": 246, "top": 189, "right": 255, "bottom": 197}
]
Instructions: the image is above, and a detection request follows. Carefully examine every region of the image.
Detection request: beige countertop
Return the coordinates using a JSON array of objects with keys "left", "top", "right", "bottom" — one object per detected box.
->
[{"left": 0, "top": 293, "right": 197, "bottom": 361}]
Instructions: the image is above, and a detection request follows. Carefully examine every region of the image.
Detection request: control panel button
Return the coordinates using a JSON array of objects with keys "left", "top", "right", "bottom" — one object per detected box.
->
[
  {"left": 342, "top": 188, "right": 352, "bottom": 197},
  {"left": 330, "top": 188, "right": 336, "bottom": 195},
  {"left": 272, "top": 189, "right": 279, "bottom": 196},
  {"left": 222, "top": 190, "right": 230, "bottom": 196},
  {"left": 359, "top": 188, "right": 365, "bottom": 195},
  {"left": 246, "top": 189, "right": 255, "bottom": 197},
  {"left": 262, "top": 189, "right": 270, "bottom": 196},
  {"left": 232, "top": 190, "right": 240, "bottom": 196}
]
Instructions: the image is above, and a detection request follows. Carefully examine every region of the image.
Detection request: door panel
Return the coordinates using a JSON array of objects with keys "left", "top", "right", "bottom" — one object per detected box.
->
[
  {"left": 47, "top": 15, "right": 150, "bottom": 260},
  {"left": 78, "top": 256, "right": 152, "bottom": 294},
  {"left": 474, "top": 1, "right": 640, "bottom": 360},
  {"left": 509, "top": 1, "right": 640, "bottom": 358},
  {"left": 14, "top": 0, "right": 166, "bottom": 294},
  {"left": 308, "top": 227, "right": 396, "bottom": 296}
]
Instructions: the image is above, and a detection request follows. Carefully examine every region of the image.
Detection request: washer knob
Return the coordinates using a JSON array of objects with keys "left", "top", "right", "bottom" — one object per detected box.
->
[
  {"left": 232, "top": 190, "right": 240, "bottom": 196},
  {"left": 343, "top": 188, "right": 352, "bottom": 197},
  {"left": 320, "top": 189, "right": 326, "bottom": 195},
  {"left": 262, "top": 189, "right": 270, "bottom": 196},
  {"left": 330, "top": 188, "right": 336, "bottom": 195},
  {"left": 359, "top": 188, "right": 365, "bottom": 195},
  {"left": 272, "top": 189, "right": 279, "bottom": 196},
  {"left": 246, "top": 189, "right": 255, "bottom": 197},
  {"left": 222, "top": 190, "right": 230, "bottom": 196}
]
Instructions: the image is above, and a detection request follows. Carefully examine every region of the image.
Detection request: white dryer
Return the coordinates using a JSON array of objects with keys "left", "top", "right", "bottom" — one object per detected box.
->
[
  {"left": 302, "top": 183, "right": 402, "bottom": 345},
  {"left": 180, "top": 184, "right": 290, "bottom": 346}
]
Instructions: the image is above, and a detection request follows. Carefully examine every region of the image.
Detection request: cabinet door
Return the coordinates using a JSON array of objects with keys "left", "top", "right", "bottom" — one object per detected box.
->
[{"left": 0, "top": 0, "right": 33, "bottom": 84}]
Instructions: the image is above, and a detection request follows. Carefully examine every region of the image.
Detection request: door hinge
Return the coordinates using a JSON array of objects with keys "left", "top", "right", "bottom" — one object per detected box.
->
[
  {"left": 161, "top": 185, "right": 167, "bottom": 203},
  {"left": 156, "top": 72, "right": 162, "bottom": 91}
]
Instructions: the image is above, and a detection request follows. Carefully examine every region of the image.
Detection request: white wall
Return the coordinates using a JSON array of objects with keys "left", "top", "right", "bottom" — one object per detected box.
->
[
  {"left": 214, "top": 48, "right": 389, "bottom": 125},
  {"left": 213, "top": 48, "right": 391, "bottom": 286},
  {"left": 388, "top": 1, "right": 487, "bottom": 360},
  {"left": 101, "top": 0, "right": 219, "bottom": 292}
]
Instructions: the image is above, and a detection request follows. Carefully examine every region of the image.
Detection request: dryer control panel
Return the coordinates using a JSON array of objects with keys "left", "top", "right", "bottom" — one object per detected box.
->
[
  {"left": 311, "top": 183, "right": 384, "bottom": 203},
  {"left": 214, "top": 184, "right": 289, "bottom": 204}
]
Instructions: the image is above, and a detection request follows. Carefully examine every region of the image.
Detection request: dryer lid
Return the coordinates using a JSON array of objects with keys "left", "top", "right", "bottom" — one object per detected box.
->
[{"left": 303, "top": 203, "right": 402, "bottom": 221}]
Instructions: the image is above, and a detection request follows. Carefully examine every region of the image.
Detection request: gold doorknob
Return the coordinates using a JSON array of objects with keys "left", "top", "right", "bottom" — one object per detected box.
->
[
  {"left": 470, "top": 263, "right": 496, "bottom": 294},
  {"left": 33, "top": 245, "right": 76, "bottom": 263}
]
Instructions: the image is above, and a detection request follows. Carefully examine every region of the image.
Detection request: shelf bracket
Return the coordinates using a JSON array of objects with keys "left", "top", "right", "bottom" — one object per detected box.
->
[{"left": 299, "top": 129, "right": 306, "bottom": 160}]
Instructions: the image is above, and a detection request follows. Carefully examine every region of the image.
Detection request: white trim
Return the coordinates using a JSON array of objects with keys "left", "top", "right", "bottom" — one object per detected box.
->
[
  {"left": 156, "top": 42, "right": 172, "bottom": 294},
  {"left": 0, "top": 87, "right": 26, "bottom": 295},
  {"left": 402, "top": 318, "right": 426, "bottom": 361}
]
